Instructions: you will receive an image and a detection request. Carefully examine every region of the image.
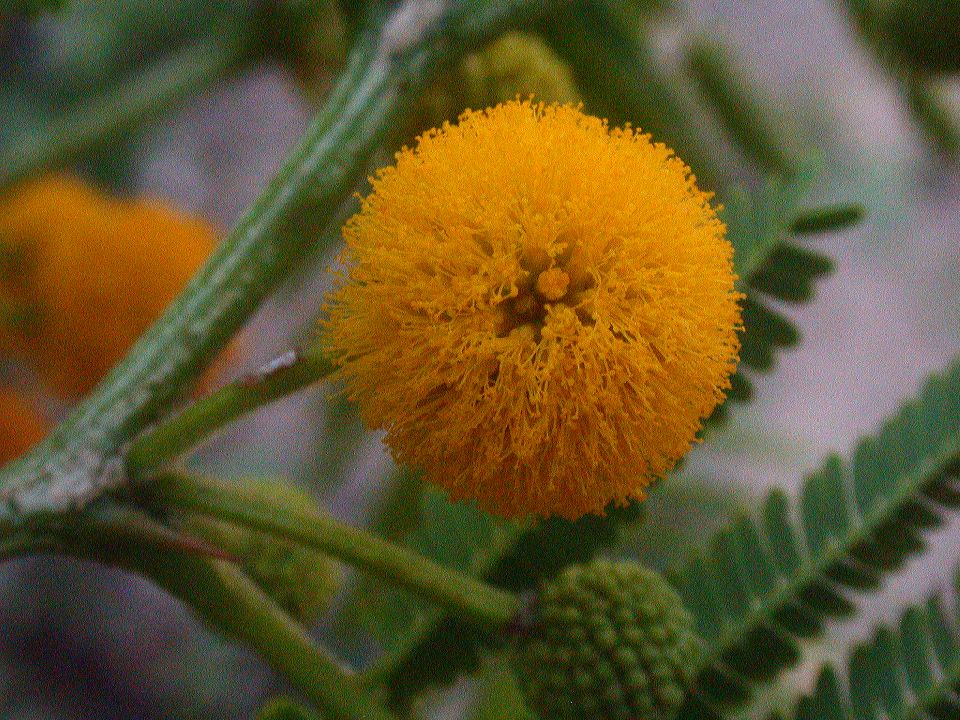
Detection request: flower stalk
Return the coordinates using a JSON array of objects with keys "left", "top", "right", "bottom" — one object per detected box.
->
[
  {"left": 142, "top": 472, "right": 523, "bottom": 631},
  {"left": 126, "top": 350, "right": 335, "bottom": 477}
]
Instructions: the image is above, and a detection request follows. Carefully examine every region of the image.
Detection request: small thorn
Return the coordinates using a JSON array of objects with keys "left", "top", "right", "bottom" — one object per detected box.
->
[{"left": 238, "top": 350, "right": 301, "bottom": 387}]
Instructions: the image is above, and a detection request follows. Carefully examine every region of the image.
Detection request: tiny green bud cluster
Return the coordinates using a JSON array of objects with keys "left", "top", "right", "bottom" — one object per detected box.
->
[
  {"left": 183, "top": 478, "right": 340, "bottom": 626},
  {"left": 459, "top": 32, "right": 580, "bottom": 111},
  {"left": 512, "top": 560, "right": 701, "bottom": 720},
  {"left": 403, "top": 32, "right": 580, "bottom": 142}
]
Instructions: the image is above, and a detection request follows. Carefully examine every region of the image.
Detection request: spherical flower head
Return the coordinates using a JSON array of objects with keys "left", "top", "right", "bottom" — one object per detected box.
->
[
  {"left": 0, "top": 174, "right": 219, "bottom": 398},
  {"left": 324, "top": 101, "right": 742, "bottom": 520},
  {"left": 511, "top": 560, "right": 702, "bottom": 720},
  {"left": 0, "top": 388, "right": 46, "bottom": 465}
]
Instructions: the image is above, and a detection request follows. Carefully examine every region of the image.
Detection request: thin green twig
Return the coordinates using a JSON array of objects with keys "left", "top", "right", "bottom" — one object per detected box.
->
[
  {"left": 0, "top": 30, "right": 249, "bottom": 191},
  {"left": 686, "top": 35, "right": 800, "bottom": 177},
  {"left": 143, "top": 472, "right": 522, "bottom": 630},
  {"left": 126, "top": 350, "right": 335, "bottom": 477}
]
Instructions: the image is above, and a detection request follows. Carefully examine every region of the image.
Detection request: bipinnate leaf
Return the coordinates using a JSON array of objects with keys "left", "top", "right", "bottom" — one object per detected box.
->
[
  {"left": 719, "top": 165, "right": 862, "bottom": 415},
  {"left": 672, "top": 357, "right": 960, "bottom": 719},
  {"left": 778, "top": 585, "right": 960, "bottom": 720}
]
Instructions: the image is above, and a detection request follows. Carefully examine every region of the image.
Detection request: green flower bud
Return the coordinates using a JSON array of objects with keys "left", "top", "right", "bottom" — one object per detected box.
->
[
  {"left": 459, "top": 32, "right": 580, "bottom": 110},
  {"left": 881, "top": 0, "right": 960, "bottom": 74},
  {"left": 183, "top": 478, "right": 341, "bottom": 627},
  {"left": 402, "top": 32, "right": 580, "bottom": 141},
  {"left": 512, "top": 561, "right": 701, "bottom": 720}
]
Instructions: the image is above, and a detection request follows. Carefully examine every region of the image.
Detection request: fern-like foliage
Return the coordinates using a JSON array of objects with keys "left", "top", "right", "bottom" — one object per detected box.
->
[
  {"left": 671, "top": 357, "right": 960, "bottom": 719},
  {"left": 719, "top": 166, "right": 860, "bottom": 414},
  {"left": 777, "top": 584, "right": 960, "bottom": 720}
]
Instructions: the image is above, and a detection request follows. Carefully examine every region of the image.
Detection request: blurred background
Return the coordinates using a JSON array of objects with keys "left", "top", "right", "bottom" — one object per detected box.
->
[{"left": 0, "top": 0, "right": 958, "bottom": 718}]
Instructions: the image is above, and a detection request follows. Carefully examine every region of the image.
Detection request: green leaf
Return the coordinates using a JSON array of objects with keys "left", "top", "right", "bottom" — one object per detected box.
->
[
  {"left": 615, "top": 475, "right": 750, "bottom": 573},
  {"left": 356, "top": 488, "right": 521, "bottom": 655},
  {"left": 686, "top": 35, "right": 800, "bottom": 177},
  {"left": 719, "top": 165, "right": 863, "bottom": 416},
  {"left": 670, "top": 356, "right": 960, "bottom": 719},
  {"left": 337, "top": 466, "right": 425, "bottom": 638},
  {"left": 373, "top": 498, "right": 643, "bottom": 710},
  {"left": 538, "top": 0, "right": 725, "bottom": 189},
  {"left": 784, "top": 589, "right": 960, "bottom": 720},
  {"left": 902, "top": 71, "right": 960, "bottom": 160},
  {"left": 467, "top": 656, "right": 534, "bottom": 720}
]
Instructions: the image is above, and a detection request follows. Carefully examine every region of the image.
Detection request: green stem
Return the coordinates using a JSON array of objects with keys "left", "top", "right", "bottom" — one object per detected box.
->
[
  {"left": 0, "top": 0, "right": 542, "bottom": 525},
  {"left": 143, "top": 472, "right": 522, "bottom": 630},
  {"left": 685, "top": 35, "right": 800, "bottom": 177},
  {"left": 902, "top": 72, "right": 960, "bottom": 159},
  {"left": 126, "top": 350, "right": 334, "bottom": 477},
  {"left": 66, "top": 506, "right": 396, "bottom": 720},
  {"left": 0, "top": 31, "right": 249, "bottom": 191}
]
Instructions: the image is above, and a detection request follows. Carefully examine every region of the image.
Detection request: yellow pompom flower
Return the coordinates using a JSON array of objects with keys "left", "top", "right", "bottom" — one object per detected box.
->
[
  {"left": 324, "top": 101, "right": 742, "bottom": 520},
  {"left": 0, "top": 174, "right": 218, "bottom": 398}
]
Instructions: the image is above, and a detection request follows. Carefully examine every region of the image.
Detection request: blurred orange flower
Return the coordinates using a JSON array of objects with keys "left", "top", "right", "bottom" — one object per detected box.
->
[{"left": 0, "top": 174, "right": 219, "bottom": 398}]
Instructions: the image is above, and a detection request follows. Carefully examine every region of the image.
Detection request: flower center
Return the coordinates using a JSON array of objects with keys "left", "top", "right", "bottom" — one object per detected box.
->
[
  {"left": 535, "top": 267, "right": 570, "bottom": 302},
  {"left": 498, "top": 260, "right": 593, "bottom": 340}
]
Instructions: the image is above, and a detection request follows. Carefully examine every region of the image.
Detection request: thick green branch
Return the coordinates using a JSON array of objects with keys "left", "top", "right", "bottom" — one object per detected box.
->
[
  {"left": 126, "top": 350, "right": 335, "bottom": 477},
  {"left": 0, "top": 0, "right": 543, "bottom": 525},
  {"left": 143, "top": 473, "right": 522, "bottom": 630},
  {"left": 0, "top": 30, "right": 249, "bottom": 191}
]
